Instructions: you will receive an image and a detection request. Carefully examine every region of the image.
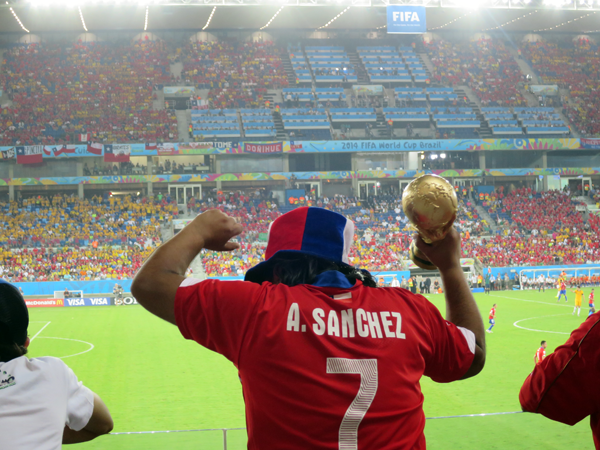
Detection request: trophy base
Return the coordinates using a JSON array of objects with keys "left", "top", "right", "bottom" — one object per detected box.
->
[{"left": 409, "top": 241, "right": 438, "bottom": 271}]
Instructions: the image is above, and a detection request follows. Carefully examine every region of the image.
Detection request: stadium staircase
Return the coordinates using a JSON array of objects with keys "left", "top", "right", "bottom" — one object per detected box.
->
[
  {"left": 169, "top": 60, "right": 183, "bottom": 80},
  {"left": 475, "top": 204, "right": 498, "bottom": 234},
  {"left": 455, "top": 86, "right": 492, "bottom": 138},
  {"left": 375, "top": 109, "right": 390, "bottom": 138},
  {"left": 575, "top": 195, "right": 599, "bottom": 216},
  {"left": 282, "top": 53, "right": 301, "bottom": 85},
  {"left": 347, "top": 49, "right": 370, "bottom": 85},
  {"left": 273, "top": 111, "right": 287, "bottom": 140},
  {"left": 176, "top": 110, "right": 191, "bottom": 141},
  {"left": 415, "top": 51, "right": 434, "bottom": 81}
]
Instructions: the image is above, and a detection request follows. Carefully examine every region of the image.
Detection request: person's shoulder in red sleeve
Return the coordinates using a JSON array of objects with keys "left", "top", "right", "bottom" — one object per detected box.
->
[
  {"left": 174, "top": 278, "right": 263, "bottom": 364},
  {"left": 520, "top": 312, "right": 600, "bottom": 447}
]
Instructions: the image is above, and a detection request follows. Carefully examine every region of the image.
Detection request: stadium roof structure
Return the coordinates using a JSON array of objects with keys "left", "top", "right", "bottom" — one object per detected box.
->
[{"left": 2, "top": 0, "right": 600, "bottom": 33}]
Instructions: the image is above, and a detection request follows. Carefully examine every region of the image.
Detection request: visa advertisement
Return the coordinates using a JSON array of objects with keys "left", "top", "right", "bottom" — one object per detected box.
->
[
  {"left": 63, "top": 297, "right": 112, "bottom": 307},
  {"left": 387, "top": 6, "right": 426, "bottom": 34}
]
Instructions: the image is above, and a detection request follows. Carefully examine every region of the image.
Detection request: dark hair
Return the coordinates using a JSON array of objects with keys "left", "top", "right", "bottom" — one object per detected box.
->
[
  {"left": 0, "top": 328, "right": 27, "bottom": 362},
  {"left": 269, "top": 253, "right": 377, "bottom": 288},
  {"left": 541, "top": 340, "right": 546, "bottom": 346}
]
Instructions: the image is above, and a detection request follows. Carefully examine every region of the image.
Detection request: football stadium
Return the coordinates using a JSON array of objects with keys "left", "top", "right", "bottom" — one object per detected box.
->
[{"left": 2, "top": 0, "right": 600, "bottom": 448}]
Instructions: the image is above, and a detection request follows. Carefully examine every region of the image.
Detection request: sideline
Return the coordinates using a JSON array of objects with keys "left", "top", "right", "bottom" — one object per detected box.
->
[
  {"left": 110, "top": 411, "right": 525, "bottom": 435},
  {"left": 513, "top": 314, "right": 571, "bottom": 335}
]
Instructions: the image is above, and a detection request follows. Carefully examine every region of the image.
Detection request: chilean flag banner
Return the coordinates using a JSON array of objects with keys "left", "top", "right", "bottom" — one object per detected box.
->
[
  {"left": 86, "top": 142, "right": 103, "bottom": 156},
  {"left": 16, "top": 146, "right": 44, "bottom": 164},
  {"left": 53, "top": 145, "right": 77, "bottom": 157},
  {"left": 104, "top": 144, "right": 131, "bottom": 163}
]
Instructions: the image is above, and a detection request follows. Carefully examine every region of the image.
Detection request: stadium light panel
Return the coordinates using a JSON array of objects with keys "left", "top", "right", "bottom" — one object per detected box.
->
[
  {"left": 260, "top": 5, "right": 284, "bottom": 30},
  {"left": 9, "top": 6, "right": 29, "bottom": 32},
  {"left": 202, "top": 6, "right": 216, "bottom": 30},
  {"left": 144, "top": 5, "right": 149, "bottom": 30},
  {"left": 78, "top": 5, "right": 88, "bottom": 31}
]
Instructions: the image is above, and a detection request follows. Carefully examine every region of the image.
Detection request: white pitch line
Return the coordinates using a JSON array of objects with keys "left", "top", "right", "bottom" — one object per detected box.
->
[
  {"left": 35, "top": 337, "right": 95, "bottom": 359},
  {"left": 513, "top": 314, "right": 571, "bottom": 335},
  {"left": 30, "top": 321, "right": 51, "bottom": 342},
  {"left": 490, "top": 294, "right": 573, "bottom": 308}
]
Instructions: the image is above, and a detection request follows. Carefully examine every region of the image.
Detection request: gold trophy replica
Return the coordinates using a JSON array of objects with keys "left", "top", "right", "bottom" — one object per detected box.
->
[{"left": 401, "top": 174, "right": 458, "bottom": 270}]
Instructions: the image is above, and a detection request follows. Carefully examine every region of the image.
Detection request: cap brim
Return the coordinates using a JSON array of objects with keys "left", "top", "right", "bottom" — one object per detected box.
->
[{"left": 244, "top": 250, "right": 353, "bottom": 284}]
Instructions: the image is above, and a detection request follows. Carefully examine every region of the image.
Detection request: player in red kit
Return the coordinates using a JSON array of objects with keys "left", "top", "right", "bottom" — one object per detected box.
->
[
  {"left": 534, "top": 341, "right": 547, "bottom": 365},
  {"left": 132, "top": 207, "right": 486, "bottom": 450},
  {"left": 487, "top": 304, "right": 496, "bottom": 333},
  {"left": 557, "top": 280, "right": 568, "bottom": 302}
]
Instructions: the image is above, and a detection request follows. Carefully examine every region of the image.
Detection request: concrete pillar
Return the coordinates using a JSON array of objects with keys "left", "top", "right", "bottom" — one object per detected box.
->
[
  {"left": 282, "top": 154, "right": 290, "bottom": 172},
  {"left": 541, "top": 151, "right": 549, "bottom": 191},
  {"left": 147, "top": 182, "right": 153, "bottom": 196},
  {"left": 76, "top": 162, "right": 84, "bottom": 198},
  {"left": 350, "top": 153, "right": 359, "bottom": 195},
  {"left": 417, "top": 154, "right": 423, "bottom": 171},
  {"left": 146, "top": 156, "right": 154, "bottom": 176},
  {"left": 478, "top": 152, "right": 486, "bottom": 170},
  {"left": 8, "top": 164, "right": 14, "bottom": 201},
  {"left": 407, "top": 152, "right": 419, "bottom": 170}
]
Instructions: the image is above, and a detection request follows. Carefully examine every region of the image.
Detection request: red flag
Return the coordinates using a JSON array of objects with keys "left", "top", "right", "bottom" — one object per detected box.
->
[
  {"left": 104, "top": 144, "right": 130, "bottom": 163},
  {"left": 53, "top": 145, "right": 77, "bottom": 157},
  {"left": 145, "top": 143, "right": 157, "bottom": 151},
  {"left": 86, "top": 142, "right": 103, "bottom": 155},
  {"left": 16, "top": 146, "right": 43, "bottom": 164},
  {"left": 79, "top": 133, "right": 89, "bottom": 142}
]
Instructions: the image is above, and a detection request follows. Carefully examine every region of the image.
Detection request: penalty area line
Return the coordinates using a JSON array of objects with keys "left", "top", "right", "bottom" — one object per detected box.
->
[{"left": 110, "top": 412, "right": 525, "bottom": 435}]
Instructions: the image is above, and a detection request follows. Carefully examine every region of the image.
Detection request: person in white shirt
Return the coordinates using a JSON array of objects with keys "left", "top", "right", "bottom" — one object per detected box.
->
[
  {"left": 0, "top": 281, "right": 113, "bottom": 449},
  {"left": 391, "top": 276, "right": 401, "bottom": 287}
]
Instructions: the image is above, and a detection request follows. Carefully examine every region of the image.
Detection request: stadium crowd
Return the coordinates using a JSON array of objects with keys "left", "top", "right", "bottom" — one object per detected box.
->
[
  {"left": 0, "top": 41, "right": 177, "bottom": 146},
  {"left": 521, "top": 38, "right": 600, "bottom": 136},
  {"left": 0, "top": 193, "right": 178, "bottom": 282},
  {"left": 0, "top": 185, "right": 599, "bottom": 280},
  {"left": 426, "top": 38, "right": 527, "bottom": 107},
  {"left": 181, "top": 41, "right": 288, "bottom": 109}
]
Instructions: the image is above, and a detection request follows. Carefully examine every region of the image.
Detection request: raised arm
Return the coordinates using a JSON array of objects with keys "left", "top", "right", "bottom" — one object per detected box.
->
[
  {"left": 131, "top": 210, "right": 243, "bottom": 325},
  {"left": 415, "top": 227, "right": 486, "bottom": 379}
]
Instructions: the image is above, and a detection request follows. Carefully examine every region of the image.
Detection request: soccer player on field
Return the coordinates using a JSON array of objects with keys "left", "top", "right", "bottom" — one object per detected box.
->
[
  {"left": 487, "top": 304, "right": 496, "bottom": 333},
  {"left": 520, "top": 312, "right": 600, "bottom": 448},
  {"left": 589, "top": 289, "right": 595, "bottom": 317},
  {"left": 573, "top": 286, "right": 584, "bottom": 316},
  {"left": 534, "top": 340, "right": 547, "bottom": 365},
  {"left": 132, "top": 207, "right": 486, "bottom": 449},
  {"left": 557, "top": 279, "right": 568, "bottom": 303}
]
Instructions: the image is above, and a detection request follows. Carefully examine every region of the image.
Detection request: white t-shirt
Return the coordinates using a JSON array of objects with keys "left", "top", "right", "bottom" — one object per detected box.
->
[{"left": 0, "top": 356, "right": 94, "bottom": 450}]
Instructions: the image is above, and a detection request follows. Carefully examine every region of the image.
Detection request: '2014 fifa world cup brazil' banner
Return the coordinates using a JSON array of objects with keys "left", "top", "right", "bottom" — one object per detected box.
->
[{"left": 387, "top": 6, "right": 426, "bottom": 34}]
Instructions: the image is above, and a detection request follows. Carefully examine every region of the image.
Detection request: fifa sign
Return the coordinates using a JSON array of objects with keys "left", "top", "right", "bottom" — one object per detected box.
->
[{"left": 386, "top": 6, "right": 426, "bottom": 34}]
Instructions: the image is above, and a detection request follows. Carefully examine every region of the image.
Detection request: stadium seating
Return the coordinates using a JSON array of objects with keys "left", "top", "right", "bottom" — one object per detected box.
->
[
  {"left": 305, "top": 46, "right": 358, "bottom": 84},
  {"left": 357, "top": 46, "right": 412, "bottom": 83},
  {"left": 279, "top": 108, "right": 332, "bottom": 139},
  {"left": 425, "top": 38, "right": 526, "bottom": 107},
  {"left": 181, "top": 41, "right": 287, "bottom": 109},
  {"left": 240, "top": 109, "right": 276, "bottom": 138},
  {"left": 0, "top": 194, "right": 178, "bottom": 281},
  {"left": 190, "top": 108, "right": 241, "bottom": 138},
  {"left": 288, "top": 44, "right": 312, "bottom": 84},
  {"left": 0, "top": 41, "right": 177, "bottom": 145}
]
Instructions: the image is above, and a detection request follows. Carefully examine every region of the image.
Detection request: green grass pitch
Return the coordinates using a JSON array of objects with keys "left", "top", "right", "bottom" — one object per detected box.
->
[{"left": 26, "top": 288, "right": 596, "bottom": 449}]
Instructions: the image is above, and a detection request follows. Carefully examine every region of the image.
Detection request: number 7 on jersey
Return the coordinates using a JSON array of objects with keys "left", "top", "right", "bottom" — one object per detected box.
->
[{"left": 327, "top": 358, "right": 378, "bottom": 450}]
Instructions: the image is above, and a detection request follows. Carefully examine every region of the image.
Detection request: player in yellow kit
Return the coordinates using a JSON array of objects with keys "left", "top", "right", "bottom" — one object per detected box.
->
[{"left": 572, "top": 286, "right": 584, "bottom": 316}]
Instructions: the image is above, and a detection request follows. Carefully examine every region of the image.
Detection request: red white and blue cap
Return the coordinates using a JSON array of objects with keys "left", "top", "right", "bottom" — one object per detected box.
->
[{"left": 245, "top": 207, "right": 354, "bottom": 283}]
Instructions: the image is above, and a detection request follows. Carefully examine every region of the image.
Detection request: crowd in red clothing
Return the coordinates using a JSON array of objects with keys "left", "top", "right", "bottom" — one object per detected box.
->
[
  {"left": 181, "top": 41, "right": 288, "bottom": 109},
  {"left": 521, "top": 39, "right": 600, "bottom": 136},
  {"left": 425, "top": 38, "right": 526, "bottom": 107},
  {"left": 0, "top": 40, "right": 177, "bottom": 145}
]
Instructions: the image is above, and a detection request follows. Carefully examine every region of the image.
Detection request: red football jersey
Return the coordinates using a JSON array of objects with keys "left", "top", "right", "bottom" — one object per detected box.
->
[
  {"left": 489, "top": 307, "right": 496, "bottom": 320},
  {"left": 520, "top": 312, "right": 600, "bottom": 449},
  {"left": 535, "top": 347, "right": 546, "bottom": 363},
  {"left": 175, "top": 278, "right": 475, "bottom": 450}
]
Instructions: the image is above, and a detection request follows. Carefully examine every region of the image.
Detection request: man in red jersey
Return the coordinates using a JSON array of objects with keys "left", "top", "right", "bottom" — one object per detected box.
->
[
  {"left": 520, "top": 312, "right": 600, "bottom": 449},
  {"left": 534, "top": 340, "right": 547, "bottom": 365},
  {"left": 132, "top": 207, "right": 486, "bottom": 450}
]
